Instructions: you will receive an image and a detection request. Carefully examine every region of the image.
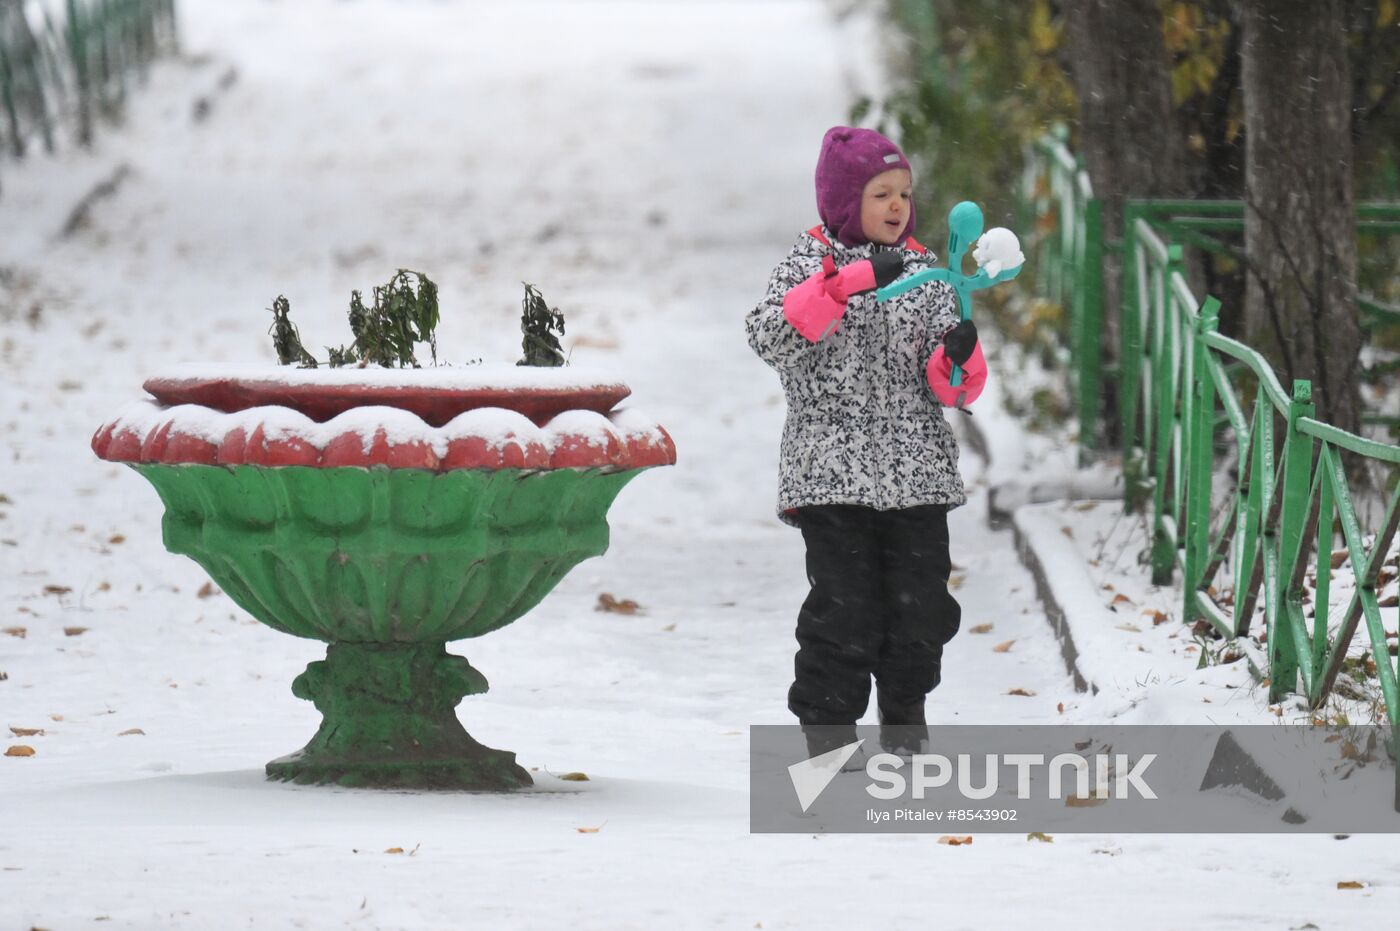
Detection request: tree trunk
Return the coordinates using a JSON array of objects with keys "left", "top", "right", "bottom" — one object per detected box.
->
[
  {"left": 1063, "top": 0, "right": 1186, "bottom": 447},
  {"left": 1240, "top": 0, "right": 1360, "bottom": 438}
]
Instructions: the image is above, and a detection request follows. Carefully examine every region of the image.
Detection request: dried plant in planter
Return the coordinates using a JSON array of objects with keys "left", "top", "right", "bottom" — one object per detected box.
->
[
  {"left": 269, "top": 269, "right": 441, "bottom": 368},
  {"left": 517, "top": 282, "right": 566, "bottom": 367},
  {"left": 268, "top": 295, "right": 318, "bottom": 368}
]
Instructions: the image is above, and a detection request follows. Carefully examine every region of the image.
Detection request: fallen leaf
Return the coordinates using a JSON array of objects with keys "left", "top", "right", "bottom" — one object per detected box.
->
[
  {"left": 969, "top": 623, "right": 994, "bottom": 634},
  {"left": 1056, "top": 702, "right": 1065, "bottom": 714},
  {"left": 1073, "top": 502, "right": 1097, "bottom": 512},
  {"left": 1006, "top": 687, "right": 1037, "bottom": 697},
  {"left": 595, "top": 593, "right": 641, "bottom": 615},
  {"left": 9, "top": 727, "right": 44, "bottom": 737},
  {"left": 1337, "top": 880, "right": 1366, "bottom": 890},
  {"left": 2, "top": 627, "right": 25, "bottom": 639},
  {"left": 1060, "top": 526, "right": 1073, "bottom": 539},
  {"left": 1065, "top": 795, "right": 1106, "bottom": 808},
  {"left": 108, "top": 534, "right": 125, "bottom": 544},
  {"left": 385, "top": 847, "right": 404, "bottom": 854},
  {"left": 1331, "top": 549, "right": 1349, "bottom": 569},
  {"left": 49, "top": 715, "right": 63, "bottom": 722},
  {"left": 1145, "top": 609, "right": 1170, "bottom": 625},
  {"left": 96, "top": 581, "right": 111, "bottom": 592},
  {"left": 1111, "top": 594, "right": 1135, "bottom": 607},
  {"left": 947, "top": 574, "right": 965, "bottom": 590},
  {"left": 1380, "top": 593, "right": 1399, "bottom": 608},
  {"left": 196, "top": 581, "right": 219, "bottom": 599},
  {"left": 1026, "top": 832, "right": 1054, "bottom": 842},
  {"left": 558, "top": 772, "right": 590, "bottom": 782},
  {"left": 570, "top": 334, "right": 620, "bottom": 350},
  {"left": 4, "top": 745, "right": 35, "bottom": 757},
  {"left": 117, "top": 728, "right": 145, "bottom": 736},
  {"left": 936, "top": 835, "right": 973, "bottom": 845},
  {"left": 63, "top": 627, "right": 88, "bottom": 637},
  {"left": 993, "top": 639, "right": 1015, "bottom": 653},
  {"left": 42, "top": 585, "right": 72, "bottom": 596},
  {"left": 1116, "top": 623, "right": 1142, "bottom": 633},
  {"left": 576, "top": 825, "right": 602, "bottom": 834}
]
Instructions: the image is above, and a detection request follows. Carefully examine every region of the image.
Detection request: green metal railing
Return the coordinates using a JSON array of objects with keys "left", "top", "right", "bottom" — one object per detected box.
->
[
  {"left": 0, "top": 0, "right": 176, "bottom": 192},
  {"left": 1129, "top": 217, "right": 1400, "bottom": 737},
  {"left": 1026, "top": 133, "right": 1400, "bottom": 786},
  {"left": 1024, "top": 130, "right": 1102, "bottom": 464}
]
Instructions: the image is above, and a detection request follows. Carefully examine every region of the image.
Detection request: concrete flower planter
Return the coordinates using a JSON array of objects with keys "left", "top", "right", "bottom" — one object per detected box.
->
[{"left": 93, "top": 364, "right": 675, "bottom": 790}]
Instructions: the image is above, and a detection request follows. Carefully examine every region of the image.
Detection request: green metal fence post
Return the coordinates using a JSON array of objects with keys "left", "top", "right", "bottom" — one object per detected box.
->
[
  {"left": 1150, "top": 245, "right": 1185, "bottom": 585},
  {"left": 1121, "top": 203, "right": 1147, "bottom": 512},
  {"left": 1269, "top": 379, "right": 1314, "bottom": 702},
  {"left": 1184, "top": 297, "right": 1221, "bottom": 622},
  {"left": 0, "top": 34, "right": 23, "bottom": 159},
  {"left": 1077, "top": 196, "right": 1103, "bottom": 464},
  {"left": 66, "top": 0, "right": 93, "bottom": 147}
]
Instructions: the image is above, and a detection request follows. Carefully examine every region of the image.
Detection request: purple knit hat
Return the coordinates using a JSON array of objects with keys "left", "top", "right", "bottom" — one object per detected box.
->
[{"left": 815, "top": 126, "right": 916, "bottom": 248}]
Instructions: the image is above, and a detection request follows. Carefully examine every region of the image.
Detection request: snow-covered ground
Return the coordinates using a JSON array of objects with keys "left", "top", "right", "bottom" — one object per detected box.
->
[{"left": 1, "top": 1, "right": 1396, "bottom": 927}]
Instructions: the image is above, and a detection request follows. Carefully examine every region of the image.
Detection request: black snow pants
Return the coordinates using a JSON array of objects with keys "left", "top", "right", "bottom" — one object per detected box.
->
[{"left": 787, "top": 503, "right": 961, "bottom": 726}]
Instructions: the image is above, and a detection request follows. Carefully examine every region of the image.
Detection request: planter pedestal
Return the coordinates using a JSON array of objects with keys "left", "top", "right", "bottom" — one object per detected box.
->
[{"left": 266, "top": 642, "right": 529, "bottom": 790}]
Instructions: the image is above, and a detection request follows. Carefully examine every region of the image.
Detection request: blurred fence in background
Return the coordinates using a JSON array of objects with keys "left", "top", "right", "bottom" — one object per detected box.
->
[{"left": 0, "top": 0, "right": 177, "bottom": 193}]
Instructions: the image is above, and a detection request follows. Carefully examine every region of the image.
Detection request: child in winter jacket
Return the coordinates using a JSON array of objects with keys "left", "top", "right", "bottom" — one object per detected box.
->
[{"left": 744, "top": 126, "right": 985, "bottom": 749}]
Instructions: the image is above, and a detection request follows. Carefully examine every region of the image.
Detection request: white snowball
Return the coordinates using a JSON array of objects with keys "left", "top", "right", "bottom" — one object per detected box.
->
[{"left": 973, "top": 227, "right": 1025, "bottom": 278}]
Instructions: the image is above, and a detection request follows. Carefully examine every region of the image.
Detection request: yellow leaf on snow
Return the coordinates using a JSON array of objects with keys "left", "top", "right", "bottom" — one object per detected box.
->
[
  {"left": 9, "top": 727, "right": 44, "bottom": 737},
  {"left": 63, "top": 627, "right": 88, "bottom": 637},
  {"left": 2, "top": 628, "right": 25, "bottom": 639},
  {"left": 385, "top": 847, "right": 404, "bottom": 854},
  {"left": 197, "top": 581, "right": 220, "bottom": 599},
  {"left": 1026, "top": 832, "right": 1054, "bottom": 843},
  {"left": 1065, "top": 795, "right": 1106, "bottom": 808},
  {"left": 969, "top": 623, "right": 994, "bottom": 634},
  {"left": 595, "top": 593, "right": 642, "bottom": 615},
  {"left": 576, "top": 825, "right": 603, "bottom": 834},
  {"left": 1006, "top": 688, "right": 1037, "bottom": 697},
  {"left": 993, "top": 640, "right": 1015, "bottom": 653},
  {"left": 936, "top": 835, "right": 973, "bottom": 845},
  {"left": 1111, "top": 594, "right": 1135, "bottom": 608},
  {"left": 558, "top": 772, "right": 590, "bottom": 782},
  {"left": 1337, "top": 880, "right": 1366, "bottom": 889},
  {"left": 4, "top": 746, "right": 35, "bottom": 757}
]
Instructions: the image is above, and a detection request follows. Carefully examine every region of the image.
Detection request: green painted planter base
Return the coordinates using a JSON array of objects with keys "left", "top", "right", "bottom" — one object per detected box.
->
[
  {"left": 126, "top": 463, "right": 646, "bottom": 790},
  {"left": 266, "top": 641, "right": 531, "bottom": 790}
]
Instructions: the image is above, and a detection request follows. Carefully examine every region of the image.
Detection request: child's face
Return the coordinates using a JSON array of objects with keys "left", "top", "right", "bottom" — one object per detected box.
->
[{"left": 859, "top": 168, "right": 913, "bottom": 246}]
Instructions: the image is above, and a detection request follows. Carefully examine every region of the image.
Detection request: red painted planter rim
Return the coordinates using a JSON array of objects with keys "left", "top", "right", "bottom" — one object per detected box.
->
[
  {"left": 94, "top": 396, "right": 675, "bottom": 473},
  {"left": 144, "top": 363, "right": 633, "bottom": 427}
]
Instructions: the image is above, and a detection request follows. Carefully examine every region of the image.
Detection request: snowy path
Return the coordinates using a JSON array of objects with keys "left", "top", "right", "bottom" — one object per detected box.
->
[{"left": 1, "top": 1, "right": 1396, "bottom": 927}]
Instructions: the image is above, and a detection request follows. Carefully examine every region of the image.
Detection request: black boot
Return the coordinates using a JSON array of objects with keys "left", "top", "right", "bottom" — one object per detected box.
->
[
  {"left": 878, "top": 695, "right": 927, "bottom": 756},
  {"left": 801, "top": 724, "right": 864, "bottom": 770}
]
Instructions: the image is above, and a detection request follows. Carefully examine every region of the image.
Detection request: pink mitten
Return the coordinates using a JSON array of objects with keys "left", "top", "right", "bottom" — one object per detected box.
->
[{"left": 926, "top": 340, "right": 987, "bottom": 407}]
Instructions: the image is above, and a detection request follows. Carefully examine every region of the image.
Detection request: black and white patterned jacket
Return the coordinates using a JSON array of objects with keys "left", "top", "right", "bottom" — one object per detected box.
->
[{"left": 746, "top": 227, "right": 967, "bottom": 527}]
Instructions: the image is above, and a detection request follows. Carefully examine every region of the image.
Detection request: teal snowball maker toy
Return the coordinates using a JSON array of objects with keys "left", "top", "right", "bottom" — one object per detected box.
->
[{"left": 876, "top": 201, "right": 1025, "bottom": 395}]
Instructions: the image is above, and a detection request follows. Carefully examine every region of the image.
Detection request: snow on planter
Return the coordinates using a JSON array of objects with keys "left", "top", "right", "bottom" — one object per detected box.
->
[{"left": 93, "top": 363, "right": 675, "bottom": 471}]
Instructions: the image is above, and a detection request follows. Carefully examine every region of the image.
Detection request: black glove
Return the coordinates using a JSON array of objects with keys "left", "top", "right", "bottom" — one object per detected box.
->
[
  {"left": 869, "top": 250, "right": 905, "bottom": 289},
  {"left": 942, "top": 319, "right": 978, "bottom": 367}
]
